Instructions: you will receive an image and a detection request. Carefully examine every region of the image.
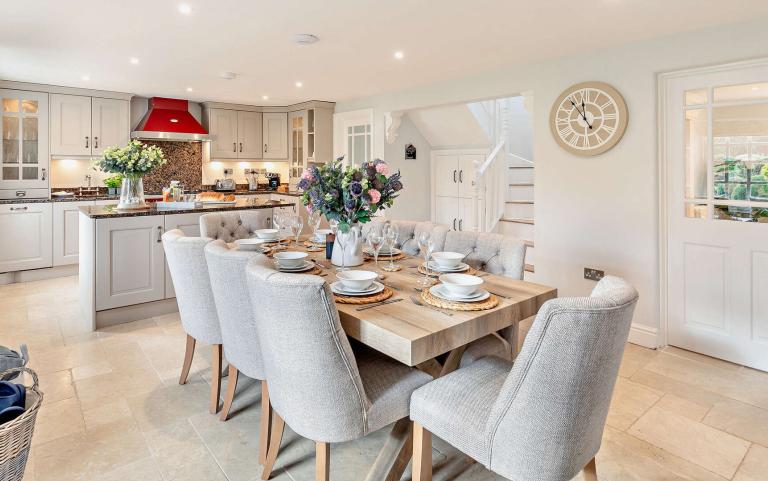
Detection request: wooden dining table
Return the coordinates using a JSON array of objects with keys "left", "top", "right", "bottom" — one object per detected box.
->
[{"left": 272, "top": 238, "right": 558, "bottom": 481}]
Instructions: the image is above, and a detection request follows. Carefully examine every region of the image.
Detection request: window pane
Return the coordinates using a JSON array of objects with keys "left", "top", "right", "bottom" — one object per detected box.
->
[
  {"left": 714, "top": 82, "right": 768, "bottom": 103},
  {"left": 713, "top": 104, "right": 768, "bottom": 139},
  {"left": 2, "top": 99, "right": 19, "bottom": 113},
  {"left": 353, "top": 125, "right": 366, "bottom": 134},
  {"left": 22, "top": 166, "right": 37, "bottom": 180},
  {"left": 3, "top": 141, "right": 18, "bottom": 163},
  {"left": 2, "top": 166, "right": 18, "bottom": 180},
  {"left": 3, "top": 116, "right": 19, "bottom": 140},
  {"left": 751, "top": 162, "right": 768, "bottom": 201},
  {"left": 21, "top": 100, "right": 38, "bottom": 113},
  {"left": 685, "top": 109, "right": 708, "bottom": 199},
  {"left": 354, "top": 135, "right": 365, "bottom": 164},
  {"left": 714, "top": 204, "right": 768, "bottom": 222},
  {"left": 22, "top": 141, "right": 37, "bottom": 164},
  {"left": 685, "top": 203, "right": 707, "bottom": 219},
  {"left": 685, "top": 89, "right": 708, "bottom": 106},
  {"left": 22, "top": 117, "right": 37, "bottom": 141}
]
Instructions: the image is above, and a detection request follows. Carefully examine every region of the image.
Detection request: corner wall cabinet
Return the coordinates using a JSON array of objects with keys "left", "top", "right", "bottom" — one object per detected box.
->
[
  {"left": 288, "top": 108, "right": 333, "bottom": 184},
  {"left": 50, "top": 94, "right": 129, "bottom": 157},
  {"left": 0, "top": 89, "right": 49, "bottom": 196}
]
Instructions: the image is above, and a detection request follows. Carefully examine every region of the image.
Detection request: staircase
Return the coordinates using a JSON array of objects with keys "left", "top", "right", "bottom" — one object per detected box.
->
[{"left": 500, "top": 155, "right": 535, "bottom": 279}]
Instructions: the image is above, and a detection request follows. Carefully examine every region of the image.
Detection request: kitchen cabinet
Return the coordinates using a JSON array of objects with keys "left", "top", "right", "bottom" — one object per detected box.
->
[
  {"left": 163, "top": 212, "right": 203, "bottom": 299},
  {"left": 95, "top": 215, "right": 165, "bottom": 310},
  {"left": 0, "top": 202, "right": 52, "bottom": 273},
  {"left": 263, "top": 112, "right": 288, "bottom": 159},
  {"left": 207, "top": 108, "right": 238, "bottom": 159},
  {"left": 432, "top": 150, "right": 484, "bottom": 232},
  {"left": 237, "top": 111, "right": 263, "bottom": 159},
  {"left": 50, "top": 94, "right": 129, "bottom": 157},
  {"left": 1, "top": 89, "right": 49, "bottom": 195},
  {"left": 53, "top": 200, "right": 93, "bottom": 266}
]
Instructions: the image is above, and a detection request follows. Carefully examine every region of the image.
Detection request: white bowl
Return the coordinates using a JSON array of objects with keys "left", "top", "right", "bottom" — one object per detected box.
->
[
  {"left": 431, "top": 251, "right": 464, "bottom": 269},
  {"left": 313, "top": 229, "right": 332, "bottom": 242},
  {"left": 336, "top": 270, "right": 377, "bottom": 291},
  {"left": 234, "top": 238, "right": 265, "bottom": 251},
  {"left": 273, "top": 251, "right": 308, "bottom": 268},
  {"left": 254, "top": 229, "right": 279, "bottom": 240},
  {"left": 439, "top": 273, "right": 484, "bottom": 296}
]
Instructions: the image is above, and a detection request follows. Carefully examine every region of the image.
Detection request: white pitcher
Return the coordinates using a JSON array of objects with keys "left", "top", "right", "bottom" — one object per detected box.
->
[{"left": 331, "top": 224, "right": 364, "bottom": 267}]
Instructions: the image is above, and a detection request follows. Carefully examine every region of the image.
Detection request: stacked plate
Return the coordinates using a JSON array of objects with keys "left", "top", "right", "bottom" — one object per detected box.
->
[
  {"left": 423, "top": 261, "right": 469, "bottom": 273},
  {"left": 234, "top": 238, "right": 270, "bottom": 252},
  {"left": 275, "top": 260, "right": 315, "bottom": 272},
  {"left": 430, "top": 273, "right": 489, "bottom": 302},
  {"left": 429, "top": 284, "right": 490, "bottom": 302},
  {"left": 331, "top": 281, "right": 385, "bottom": 296}
]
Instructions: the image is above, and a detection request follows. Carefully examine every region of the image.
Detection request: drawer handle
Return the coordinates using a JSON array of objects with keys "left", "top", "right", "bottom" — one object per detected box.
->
[
  {"left": 15, "top": 191, "right": 26, "bottom": 197},
  {"left": 10, "top": 206, "right": 28, "bottom": 211},
  {"left": 157, "top": 226, "right": 163, "bottom": 243}
]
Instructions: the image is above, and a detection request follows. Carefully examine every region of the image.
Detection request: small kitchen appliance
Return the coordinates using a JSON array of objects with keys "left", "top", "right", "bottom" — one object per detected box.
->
[
  {"left": 266, "top": 173, "right": 280, "bottom": 190},
  {"left": 214, "top": 169, "right": 236, "bottom": 192},
  {"left": 246, "top": 170, "right": 260, "bottom": 191}
]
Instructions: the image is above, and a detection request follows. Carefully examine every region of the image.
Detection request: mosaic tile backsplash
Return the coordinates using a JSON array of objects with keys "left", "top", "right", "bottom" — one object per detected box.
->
[{"left": 141, "top": 140, "right": 203, "bottom": 193}]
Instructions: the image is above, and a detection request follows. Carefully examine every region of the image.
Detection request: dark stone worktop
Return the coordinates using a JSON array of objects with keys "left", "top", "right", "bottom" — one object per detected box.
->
[
  {"left": 78, "top": 198, "right": 295, "bottom": 219},
  {"left": 0, "top": 190, "right": 302, "bottom": 205}
]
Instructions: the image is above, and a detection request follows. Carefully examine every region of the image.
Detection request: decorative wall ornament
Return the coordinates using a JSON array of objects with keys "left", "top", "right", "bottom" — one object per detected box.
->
[
  {"left": 405, "top": 143, "right": 416, "bottom": 159},
  {"left": 384, "top": 111, "right": 403, "bottom": 144}
]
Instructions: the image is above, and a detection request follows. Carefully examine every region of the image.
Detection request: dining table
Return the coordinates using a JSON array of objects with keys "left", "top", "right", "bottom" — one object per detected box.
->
[{"left": 266, "top": 237, "right": 558, "bottom": 481}]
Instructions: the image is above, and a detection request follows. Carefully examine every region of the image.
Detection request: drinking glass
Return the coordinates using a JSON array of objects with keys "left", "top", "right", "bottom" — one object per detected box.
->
[
  {"left": 335, "top": 225, "right": 357, "bottom": 272},
  {"left": 290, "top": 214, "right": 304, "bottom": 244},
  {"left": 307, "top": 211, "right": 322, "bottom": 251},
  {"left": 272, "top": 211, "right": 286, "bottom": 251},
  {"left": 382, "top": 224, "right": 400, "bottom": 272},
  {"left": 367, "top": 229, "right": 384, "bottom": 279},
  {"left": 416, "top": 231, "right": 435, "bottom": 288}
]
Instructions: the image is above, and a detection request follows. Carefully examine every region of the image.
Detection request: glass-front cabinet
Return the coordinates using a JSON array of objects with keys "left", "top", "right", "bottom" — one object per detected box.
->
[{"left": 1, "top": 89, "right": 49, "bottom": 194}]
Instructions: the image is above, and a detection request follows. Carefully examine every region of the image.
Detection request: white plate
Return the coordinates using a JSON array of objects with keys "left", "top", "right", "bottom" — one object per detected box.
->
[
  {"left": 234, "top": 239, "right": 269, "bottom": 252},
  {"left": 275, "top": 260, "right": 314, "bottom": 272},
  {"left": 331, "top": 281, "right": 385, "bottom": 297},
  {"left": 423, "top": 261, "right": 469, "bottom": 273},
  {"left": 430, "top": 284, "right": 489, "bottom": 302}
]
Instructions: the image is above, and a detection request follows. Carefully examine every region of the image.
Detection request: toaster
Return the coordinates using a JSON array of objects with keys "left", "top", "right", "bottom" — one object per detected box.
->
[{"left": 214, "top": 178, "right": 236, "bottom": 191}]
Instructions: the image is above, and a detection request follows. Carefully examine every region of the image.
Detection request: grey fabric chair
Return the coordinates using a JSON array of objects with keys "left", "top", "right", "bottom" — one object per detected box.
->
[
  {"left": 245, "top": 260, "right": 432, "bottom": 480},
  {"left": 199, "top": 210, "right": 272, "bottom": 242},
  {"left": 410, "top": 276, "right": 639, "bottom": 481},
  {"left": 441, "top": 231, "right": 527, "bottom": 366},
  {"left": 362, "top": 219, "right": 449, "bottom": 255},
  {"left": 161, "top": 229, "right": 223, "bottom": 414},
  {"left": 204, "top": 241, "right": 273, "bottom": 464}
]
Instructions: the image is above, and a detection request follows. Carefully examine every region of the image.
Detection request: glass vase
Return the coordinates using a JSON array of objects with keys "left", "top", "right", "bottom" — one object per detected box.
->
[{"left": 117, "top": 174, "right": 147, "bottom": 210}]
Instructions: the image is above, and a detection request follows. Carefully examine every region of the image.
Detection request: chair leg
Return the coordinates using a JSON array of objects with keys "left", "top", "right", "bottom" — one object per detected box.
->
[
  {"left": 261, "top": 410, "right": 286, "bottom": 480},
  {"left": 258, "top": 381, "right": 271, "bottom": 465},
  {"left": 412, "top": 422, "right": 432, "bottom": 481},
  {"left": 179, "top": 334, "right": 196, "bottom": 385},
  {"left": 210, "top": 344, "right": 223, "bottom": 414},
  {"left": 219, "top": 365, "right": 240, "bottom": 421},
  {"left": 316, "top": 442, "right": 330, "bottom": 481},
  {"left": 582, "top": 457, "right": 598, "bottom": 481}
]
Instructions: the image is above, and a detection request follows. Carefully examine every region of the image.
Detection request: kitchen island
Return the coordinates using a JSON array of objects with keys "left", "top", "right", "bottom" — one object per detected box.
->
[{"left": 78, "top": 197, "right": 295, "bottom": 330}]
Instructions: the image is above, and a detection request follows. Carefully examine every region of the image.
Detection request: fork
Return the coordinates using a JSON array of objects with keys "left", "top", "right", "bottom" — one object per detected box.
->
[
  {"left": 355, "top": 298, "right": 403, "bottom": 311},
  {"left": 409, "top": 295, "right": 453, "bottom": 316}
]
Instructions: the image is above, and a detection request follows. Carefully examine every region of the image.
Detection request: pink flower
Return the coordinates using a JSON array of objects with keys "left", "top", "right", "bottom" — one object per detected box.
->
[
  {"left": 301, "top": 170, "right": 313, "bottom": 181},
  {"left": 375, "top": 163, "right": 389, "bottom": 175},
  {"left": 368, "top": 188, "right": 381, "bottom": 204},
  {"left": 306, "top": 204, "right": 314, "bottom": 213}
]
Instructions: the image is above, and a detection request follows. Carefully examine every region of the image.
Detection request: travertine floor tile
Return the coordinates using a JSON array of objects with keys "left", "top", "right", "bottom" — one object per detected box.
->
[
  {"left": 606, "top": 377, "right": 663, "bottom": 430},
  {"left": 655, "top": 393, "right": 711, "bottom": 422},
  {"left": 703, "top": 398, "right": 768, "bottom": 446},
  {"left": 619, "top": 342, "right": 659, "bottom": 378},
  {"left": 142, "top": 419, "right": 229, "bottom": 481},
  {"left": 32, "top": 397, "right": 85, "bottom": 446},
  {"left": 82, "top": 398, "right": 133, "bottom": 430},
  {"left": 733, "top": 443, "right": 768, "bottom": 481}
]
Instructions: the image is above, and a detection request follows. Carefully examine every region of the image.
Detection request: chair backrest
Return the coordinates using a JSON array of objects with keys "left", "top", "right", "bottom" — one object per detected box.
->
[
  {"left": 443, "top": 231, "right": 526, "bottom": 280},
  {"left": 485, "top": 276, "right": 638, "bottom": 481},
  {"left": 246, "top": 260, "right": 370, "bottom": 443},
  {"left": 161, "top": 230, "right": 221, "bottom": 345},
  {"left": 362, "top": 219, "right": 449, "bottom": 256},
  {"left": 199, "top": 211, "right": 272, "bottom": 242},
  {"left": 204, "top": 241, "right": 271, "bottom": 380}
]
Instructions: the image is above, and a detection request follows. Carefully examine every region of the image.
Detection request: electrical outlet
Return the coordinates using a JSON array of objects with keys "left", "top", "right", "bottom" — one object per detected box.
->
[
  {"left": 243, "top": 168, "right": 251, "bottom": 175},
  {"left": 584, "top": 267, "right": 605, "bottom": 281},
  {"left": 223, "top": 168, "right": 233, "bottom": 175}
]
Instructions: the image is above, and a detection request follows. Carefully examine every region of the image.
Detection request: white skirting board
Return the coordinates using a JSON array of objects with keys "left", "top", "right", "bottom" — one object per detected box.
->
[
  {"left": 0, "top": 264, "right": 78, "bottom": 285},
  {"left": 628, "top": 323, "right": 659, "bottom": 349}
]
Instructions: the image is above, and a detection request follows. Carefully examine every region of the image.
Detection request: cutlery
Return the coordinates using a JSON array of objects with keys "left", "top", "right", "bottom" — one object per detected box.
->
[
  {"left": 355, "top": 298, "right": 403, "bottom": 311},
  {"left": 409, "top": 295, "right": 453, "bottom": 316},
  {"left": 312, "top": 259, "right": 330, "bottom": 269},
  {"left": 487, "top": 290, "right": 510, "bottom": 299}
]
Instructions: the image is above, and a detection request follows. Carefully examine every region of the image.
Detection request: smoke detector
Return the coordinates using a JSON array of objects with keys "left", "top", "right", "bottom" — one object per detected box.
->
[
  {"left": 220, "top": 71, "right": 237, "bottom": 80},
  {"left": 293, "top": 34, "right": 319, "bottom": 45}
]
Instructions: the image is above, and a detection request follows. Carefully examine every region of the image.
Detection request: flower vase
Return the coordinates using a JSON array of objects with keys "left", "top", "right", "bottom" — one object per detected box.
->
[
  {"left": 117, "top": 174, "right": 147, "bottom": 210},
  {"left": 332, "top": 224, "right": 364, "bottom": 267}
]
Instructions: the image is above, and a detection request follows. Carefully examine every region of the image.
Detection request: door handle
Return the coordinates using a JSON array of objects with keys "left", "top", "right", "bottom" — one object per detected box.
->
[
  {"left": 94, "top": 136, "right": 99, "bottom": 149},
  {"left": 41, "top": 168, "right": 47, "bottom": 181},
  {"left": 453, "top": 170, "right": 457, "bottom": 183},
  {"left": 452, "top": 218, "right": 457, "bottom": 230},
  {"left": 85, "top": 136, "right": 89, "bottom": 148},
  {"left": 10, "top": 206, "right": 28, "bottom": 211},
  {"left": 239, "top": 142, "right": 243, "bottom": 153},
  {"left": 264, "top": 144, "right": 268, "bottom": 153},
  {"left": 459, "top": 219, "right": 463, "bottom": 231},
  {"left": 233, "top": 142, "right": 237, "bottom": 152},
  {"left": 459, "top": 170, "right": 463, "bottom": 183},
  {"left": 157, "top": 226, "right": 163, "bottom": 243}
]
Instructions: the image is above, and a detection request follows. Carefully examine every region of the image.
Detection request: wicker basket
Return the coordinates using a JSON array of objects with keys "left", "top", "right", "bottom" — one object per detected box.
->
[{"left": 0, "top": 367, "right": 43, "bottom": 481}]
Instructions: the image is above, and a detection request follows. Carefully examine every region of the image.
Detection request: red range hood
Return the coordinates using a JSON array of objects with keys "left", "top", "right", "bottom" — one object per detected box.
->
[{"left": 131, "top": 97, "right": 210, "bottom": 142}]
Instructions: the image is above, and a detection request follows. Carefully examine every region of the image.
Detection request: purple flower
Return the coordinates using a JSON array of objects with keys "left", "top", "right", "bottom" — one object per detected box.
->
[
  {"left": 373, "top": 179, "right": 384, "bottom": 190},
  {"left": 297, "top": 178, "right": 310, "bottom": 190},
  {"left": 349, "top": 181, "right": 363, "bottom": 197},
  {"left": 391, "top": 180, "right": 403, "bottom": 191},
  {"left": 344, "top": 196, "right": 357, "bottom": 211},
  {"left": 352, "top": 171, "right": 363, "bottom": 182}
]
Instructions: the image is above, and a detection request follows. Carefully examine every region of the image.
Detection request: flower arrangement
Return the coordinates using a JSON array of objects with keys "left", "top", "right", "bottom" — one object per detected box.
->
[
  {"left": 95, "top": 140, "right": 166, "bottom": 176},
  {"left": 297, "top": 157, "right": 403, "bottom": 232}
]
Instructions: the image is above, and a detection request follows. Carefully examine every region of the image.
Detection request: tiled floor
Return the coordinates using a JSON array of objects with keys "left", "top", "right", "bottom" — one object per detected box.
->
[{"left": 3, "top": 275, "right": 768, "bottom": 481}]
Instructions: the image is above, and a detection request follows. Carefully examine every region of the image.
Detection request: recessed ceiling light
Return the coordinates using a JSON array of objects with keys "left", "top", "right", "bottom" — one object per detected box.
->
[
  {"left": 262, "top": 95, "right": 269, "bottom": 100},
  {"left": 81, "top": 75, "right": 90, "bottom": 81},
  {"left": 186, "top": 87, "right": 194, "bottom": 92},
  {"left": 394, "top": 51, "right": 405, "bottom": 60},
  {"left": 752, "top": 86, "right": 761, "bottom": 91},
  {"left": 130, "top": 57, "right": 140, "bottom": 65},
  {"left": 178, "top": 3, "right": 192, "bottom": 14},
  {"left": 220, "top": 71, "right": 237, "bottom": 80},
  {"left": 293, "top": 34, "right": 319, "bottom": 45},
  {"left": 295, "top": 81, "right": 303, "bottom": 88}
]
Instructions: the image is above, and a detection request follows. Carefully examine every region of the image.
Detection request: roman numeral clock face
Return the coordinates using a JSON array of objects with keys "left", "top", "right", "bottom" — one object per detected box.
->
[{"left": 550, "top": 81, "right": 628, "bottom": 156}]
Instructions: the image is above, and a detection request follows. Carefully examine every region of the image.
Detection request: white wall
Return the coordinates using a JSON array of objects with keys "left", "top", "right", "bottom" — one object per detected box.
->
[
  {"left": 383, "top": 115, "right": 431, "bottom": 221},
  {"left": 334, "top": 19, "right": 768, "bottom": 346}
]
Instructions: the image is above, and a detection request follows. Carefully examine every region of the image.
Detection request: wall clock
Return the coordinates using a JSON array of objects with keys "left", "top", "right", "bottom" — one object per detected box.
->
[{"left": 550, "top": 81, "right": 628, "bottom": 156}]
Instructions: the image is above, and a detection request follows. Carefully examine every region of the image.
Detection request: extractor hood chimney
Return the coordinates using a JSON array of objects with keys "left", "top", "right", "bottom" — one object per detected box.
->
[{"left": 131, "top": 97, "right": 210, "bottom": 142}]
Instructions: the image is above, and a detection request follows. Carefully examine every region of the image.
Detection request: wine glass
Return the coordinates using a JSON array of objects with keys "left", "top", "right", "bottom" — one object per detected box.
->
[
  {"left": 416, "top": 231, "right": 435, "bottom": 288},
  {"left": 290, "top": 214, "right": 304, "bottom": 244},
  {"left": 272, "top": 211, "right": 285, "bottom": 251},
  {"left": 307, "top": 211, "right": 322, "bottom": 251},
  {"left": 336, "top": 224, "right": 358, "bottom": 272},
  {"left": 367, "top": 229, "right": 384, "bottom": 279},
  {"left": 382, "top": 224, "right": 400, "bottom": 272}
]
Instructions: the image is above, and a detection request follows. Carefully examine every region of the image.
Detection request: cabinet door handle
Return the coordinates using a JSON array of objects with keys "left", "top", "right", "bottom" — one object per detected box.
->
[
  {"left": 85, "top": 136, "right": 89, "bottom": 148},
  {"left": 94, "top": 136, "right": 99, "bottom": 149},
  {"left": 10, "top": 206, "right": 28, "bottom": 211},
  {"left": 264, "top": 143, "right": 268, "bottom": 153},
  {"left": 41, "top": 168, "right": 47, "bottom": 181},
  {"left": 453, "top": 170, "right": 457, "bottom": 183},
  {"left": 233, "top": 142, "right": 237, "bottom": 152},
  {"left": 459, "top": 219, "right": 463, "bottom": 231},
  {"left": 239, "top": 142, "right": 243, "bottom": 153},
  {"left": 459, "top": 170, "right": 463, "bottom": 183},
  {"left": 157, "top": 226, "right": 163, "bottom": 243},
  {"left": 452, "top": 218, "right": 457, "bottom": 230}
]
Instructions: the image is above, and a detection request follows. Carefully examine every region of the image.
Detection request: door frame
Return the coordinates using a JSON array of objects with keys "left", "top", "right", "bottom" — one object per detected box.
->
[
  {"left": 333, "top": 108, "right": 374, "bottom": 166},
  {"left": 657, "top": 56, "right": 768, "bottom": 349}
]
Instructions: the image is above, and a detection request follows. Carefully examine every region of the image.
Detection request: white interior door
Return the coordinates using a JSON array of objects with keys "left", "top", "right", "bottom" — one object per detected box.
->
[{"left": 665, "top": 62, "right": 768, "bottom": 371}]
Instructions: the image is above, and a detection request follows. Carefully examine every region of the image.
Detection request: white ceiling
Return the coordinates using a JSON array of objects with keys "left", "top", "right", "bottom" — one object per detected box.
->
[{"left": 2, "top": 0, "right": 767, "bottom": 106}]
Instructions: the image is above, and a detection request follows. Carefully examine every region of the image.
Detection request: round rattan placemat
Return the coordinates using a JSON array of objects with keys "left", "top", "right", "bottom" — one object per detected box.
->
[
  {"left": 334, "top": 286, "right": 394, "bottom": 304},
  {"left": 304, "top": 240, "right": 326, "bottom": 249},
  {"left": 421, "top": 288, "right": 499, "bottom": 311},
  {"left": 364, "top": 252, "right": 406, "bottom": 261},
  {"left": 417, "top": 264, "right": 477, "bottom": 277}
]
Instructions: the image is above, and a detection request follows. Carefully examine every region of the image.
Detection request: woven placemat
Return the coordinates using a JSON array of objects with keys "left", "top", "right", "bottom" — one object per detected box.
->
[
  {"left": 417, "top": 264, "right": 477, "bottom": 277},
  {"left": 304, "top": 240, "right": 326, "bottom": 248},
  {"left": 274, "top": 265, "right": 321, "bottom": 276},
  {"left": 421, "top": 288, "right": 499, "bottom": 311},
  {"left": 364, "top": 251, "right": 406, "bottom": 261},
  {"left": 334, "top": 286, "right": 394, "bottom": 304}
]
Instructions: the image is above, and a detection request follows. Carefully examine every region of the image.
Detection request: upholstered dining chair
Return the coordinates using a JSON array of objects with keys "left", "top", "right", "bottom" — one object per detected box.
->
[
  {"left": 409, "top": 276, "right": 639, "bottom": 481},
  {"left": 245, "top": 260, "right": 433, "bottom": 481},
  {"left": 199, "top": 210, "right": 273, "bottom": 242},
  {"left": 362, "top": 219, "right": 449, "bottom": 255},
  {"left": 161, "top": 230, "right": 223, "bottom": 414}
]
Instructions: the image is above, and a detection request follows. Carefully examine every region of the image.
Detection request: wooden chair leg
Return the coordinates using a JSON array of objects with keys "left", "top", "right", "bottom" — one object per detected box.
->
[
  {"left": 179, "top": 334, "right": 196, "bottom": 385},
  {"left": 209, "top": 344, "right": 223, "bottom": 414},
  {"left": 582, "top": 457, "right": 598, "bottom": 481},
  {"left": 412, "top": 422, "right": 432, "bottom": 481},
  {"left": 258, "top": 381, "right": 271, "bottom": 465},
  {"left": 316, "top": 441, "right": 330, "bottom": 481},
  {"left": 260, "top": 410, "right": 285, "bottom": 480},
  {"left": 219, "top": 365, "right": 239, "bottom": 421}
]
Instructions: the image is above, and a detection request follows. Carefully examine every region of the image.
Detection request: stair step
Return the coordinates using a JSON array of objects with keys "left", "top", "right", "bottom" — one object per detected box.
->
[
  {"left": 509, "top": 182, "right": 534, "bottom": 187},
  {"left": 525, "top": 263, "right": 535, "bottom": 273},
  {"left": 501, "top": 217, "right": 534, "bottom": 225},
  {"left": 508, "top": 166, "right": 534, "bottom": 169},
  {"left": 506, "top": 200, "right": 533, "bottom": 205}
]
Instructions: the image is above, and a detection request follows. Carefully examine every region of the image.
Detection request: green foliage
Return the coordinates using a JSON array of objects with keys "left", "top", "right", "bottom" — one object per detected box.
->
[
  {"left": 103, "top": 175, "right": 123, "bottom": 188},
  {"left": 96, "top": 140, "right": 166, "bottom": 175},
  {"left": 731, "top": 184, "right": 747, "bottom": 200}
]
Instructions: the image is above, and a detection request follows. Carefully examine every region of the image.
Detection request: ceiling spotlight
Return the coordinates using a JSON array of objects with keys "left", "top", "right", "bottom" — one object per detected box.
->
[
  {"left": 394, "top": 51, "right": 405, "bottom": 60},
  {"left": 752, "top": 86, "right": 761, "bottom": 91},
  {"left": 262, "top": 95, "right": 269, "bottom": 100},
  {"left": 178, "top": 3, "right": 192, "bottom": 14},
  {"left": 220, "top": 71, "right": 237, "bottom": 80},
  {"left": 186, "top": 87, "right": 194, "bottom": 92},
  {"left": 130, "top": 57, "right": 139, "bottom": 65},
  {"left": 81, "top": 75, "right": 90, "bottom": 81},
  {"left": 293, "top": 34, "right": 319, "bottom": 45},
  {"left": 295, "top": 81, "right": 303, "bottom": 88}
]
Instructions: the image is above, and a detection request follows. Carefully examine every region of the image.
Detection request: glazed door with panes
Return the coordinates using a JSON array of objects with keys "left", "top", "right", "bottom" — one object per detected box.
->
[
  {"left": 666, "top": 64, "right": 768, "bottom": 371},
  {"left": 1, "top": 90, "right": 49, "bottom": 190}
]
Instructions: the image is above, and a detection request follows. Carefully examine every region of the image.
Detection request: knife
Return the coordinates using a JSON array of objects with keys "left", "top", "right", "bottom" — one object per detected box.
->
[{"left": 355, "top": 298, "right": 403, "bottom": 311}]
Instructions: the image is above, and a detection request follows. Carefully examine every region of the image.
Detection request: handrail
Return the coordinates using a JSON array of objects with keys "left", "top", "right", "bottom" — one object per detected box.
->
[{"left": 477, "top": 140, "right": 506, "bottom": 177}]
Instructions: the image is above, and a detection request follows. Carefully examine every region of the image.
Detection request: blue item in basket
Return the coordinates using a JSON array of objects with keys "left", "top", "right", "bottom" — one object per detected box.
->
[
  {"left": 0, "top": 406, "right": 24, "bottom": 425},
  {"left": 0, "top": 381, "right": 25, "bottom": 411}
]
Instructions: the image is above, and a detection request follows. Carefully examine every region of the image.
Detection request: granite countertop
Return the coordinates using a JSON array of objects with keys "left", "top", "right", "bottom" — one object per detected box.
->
[
  {"left": 79, "top": 198, "right": 295, "bottom": 219},
  {"left": 0, "top": 190, "right": 302, "bottom": 205}
]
